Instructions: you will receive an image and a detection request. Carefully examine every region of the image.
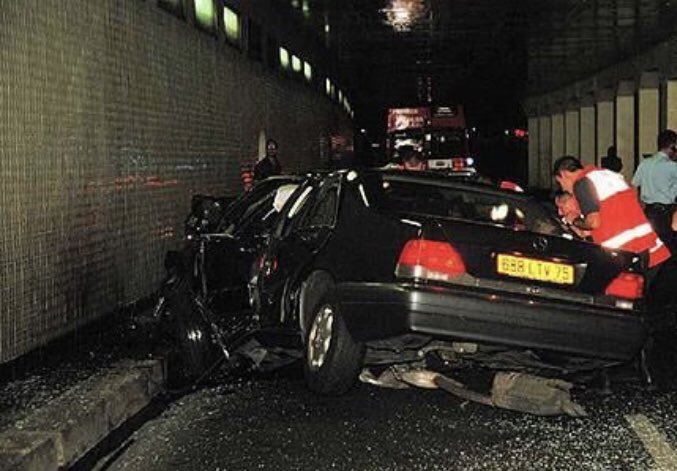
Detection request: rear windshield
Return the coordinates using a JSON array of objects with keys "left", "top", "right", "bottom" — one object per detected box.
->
[{"left": 364, "top": 175, "right": 562, "bottom": 236}]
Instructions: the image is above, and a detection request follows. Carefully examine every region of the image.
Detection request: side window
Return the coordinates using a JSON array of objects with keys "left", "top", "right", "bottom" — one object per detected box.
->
[
  {"left": 217, "top": 182, "right": 274, "bottom": 232},
  {"left": 274, "top": 184, "right": 315, "bottom": 238},
  {"left": 219, "top": 182, "right": 295, "bottom": 235},
  {"left": 234, "top": 193, "right": 279, "bottom": 237},
  {"left": 296, "top": 183, "right": 340, "bottom": 230}
]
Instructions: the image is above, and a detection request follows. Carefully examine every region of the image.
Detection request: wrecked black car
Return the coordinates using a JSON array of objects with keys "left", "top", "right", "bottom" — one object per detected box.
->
[
  {"left": 157, "top": 169, "right": 649, "bottom": 400},
  {"left": 154, "top": 175, "right": 312, "bottom": 381},
  {"left": 250, "top": 169, "right": 648, "bottom": 395}
]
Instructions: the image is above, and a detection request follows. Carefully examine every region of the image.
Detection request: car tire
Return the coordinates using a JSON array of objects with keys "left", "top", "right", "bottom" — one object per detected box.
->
[
  {"left": 303, "top": 294, "right": 364, "bottom": 395},
  {"left": 164, "top": 277, "right": 219, "bottom": 387}
]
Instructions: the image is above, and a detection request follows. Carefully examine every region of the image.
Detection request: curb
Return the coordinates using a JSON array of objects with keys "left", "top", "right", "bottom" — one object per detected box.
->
[{"left": 0, "top": 359, "right": 166, "bottom": 471}]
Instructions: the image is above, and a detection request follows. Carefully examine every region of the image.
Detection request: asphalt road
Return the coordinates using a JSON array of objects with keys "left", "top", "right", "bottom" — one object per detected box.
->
[{"left": 101, "top": 363, "right": 677, "bottom": 471}]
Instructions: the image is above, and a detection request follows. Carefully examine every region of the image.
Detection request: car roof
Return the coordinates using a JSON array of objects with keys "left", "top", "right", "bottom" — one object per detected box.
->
[{"left": 358, "top": 168, "right": 524, "bottom": 198}]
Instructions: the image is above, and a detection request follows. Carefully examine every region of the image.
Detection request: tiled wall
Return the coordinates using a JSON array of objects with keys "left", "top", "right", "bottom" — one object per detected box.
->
[{"left": 0, "top": 0, "right": 350, "bottom": 363}]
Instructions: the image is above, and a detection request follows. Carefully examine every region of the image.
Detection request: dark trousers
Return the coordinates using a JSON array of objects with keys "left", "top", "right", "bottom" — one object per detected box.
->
[
  {"left": 644, "top": 257, "right": 677, "bottom": 387},
  {"left": 644, "top": 204, "right": 676, "bottom": 255}
]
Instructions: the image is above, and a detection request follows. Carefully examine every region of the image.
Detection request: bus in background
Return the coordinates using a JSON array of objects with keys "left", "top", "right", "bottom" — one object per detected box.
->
[{"left": 386, "top": 105, "right": 475, "bottom": 173}]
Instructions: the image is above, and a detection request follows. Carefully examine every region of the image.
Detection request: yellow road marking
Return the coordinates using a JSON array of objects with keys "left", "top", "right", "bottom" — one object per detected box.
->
[{"left": 626, "top": 414, "right": 677, "bottom": 470}]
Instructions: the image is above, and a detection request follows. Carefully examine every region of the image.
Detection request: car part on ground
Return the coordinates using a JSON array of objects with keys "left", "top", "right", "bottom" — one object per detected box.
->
[{"left": 359, "top": 364, "right": 587, "bottom": 417}]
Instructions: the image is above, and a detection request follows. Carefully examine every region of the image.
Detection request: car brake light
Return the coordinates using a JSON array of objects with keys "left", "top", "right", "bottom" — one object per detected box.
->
[
  {"left": 257, "top": 255, "right": 278, "bottom": 277},
  {"left": 396, "top": 239, "right": 466, "bottom": 281},
  {"left": 605, "top": 272, "right": 644, "bottom": 300}
]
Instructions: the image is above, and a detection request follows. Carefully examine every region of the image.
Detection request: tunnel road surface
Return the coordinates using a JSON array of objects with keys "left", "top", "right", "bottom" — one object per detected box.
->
[{"left": 97, "top": 364, "right": 677, "bottom": 471}]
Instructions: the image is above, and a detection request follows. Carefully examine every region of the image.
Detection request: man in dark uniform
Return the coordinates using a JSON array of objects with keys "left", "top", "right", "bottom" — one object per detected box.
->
[{"left": 254, "top": 139, "right": 282, "bottom": 181}]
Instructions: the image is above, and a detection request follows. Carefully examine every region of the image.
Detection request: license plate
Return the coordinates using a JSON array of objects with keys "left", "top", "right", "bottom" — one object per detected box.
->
[{"left": 496, "top": 254, "right": 574, "bottom": 285}]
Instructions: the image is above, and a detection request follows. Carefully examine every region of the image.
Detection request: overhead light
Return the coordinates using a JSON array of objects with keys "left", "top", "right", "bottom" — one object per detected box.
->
[
  {"left": 291, "top": 55, "right": 302, "bottom": 73},
  {"left": 279, "top": 47, "right": 290, "bottom": 69},
  {"left": 303, "top": 61, "right": 313, "bottom": 81},
  {"left": 382, "top": 0, "right": 427, "bottom": 32}
]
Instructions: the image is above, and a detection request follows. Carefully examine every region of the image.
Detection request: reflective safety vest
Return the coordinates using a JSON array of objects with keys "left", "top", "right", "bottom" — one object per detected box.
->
[{"left": 575, "top": 166, "right": 671, "bottom": 267}]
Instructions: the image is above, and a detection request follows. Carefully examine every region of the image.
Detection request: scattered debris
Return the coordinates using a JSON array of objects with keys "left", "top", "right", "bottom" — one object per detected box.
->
[
  {"left": 360, "top": 366, "right": 587, "bottom": 417},
  {"left": 359, "top": 368, "right": 410, "bottom": 389},
  {"left": 491, "top": 371, "right": 587, "bottom": 417}
]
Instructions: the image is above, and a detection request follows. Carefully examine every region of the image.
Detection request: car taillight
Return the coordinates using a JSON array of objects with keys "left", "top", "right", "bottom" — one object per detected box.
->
[
  {"left": 257, "top": 255, "right": 278, "bottom": 277},
  {"left": 396, "top": 239, "right": 466, "bottom": 281},
  {"left": 605, "top": 272, "right": 644, "bottom": 300}
]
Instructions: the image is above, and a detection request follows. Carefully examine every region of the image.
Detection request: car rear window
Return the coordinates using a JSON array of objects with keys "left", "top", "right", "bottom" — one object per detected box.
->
[{"left": 365, "top": 175, "right": 562, "bottom": 236}]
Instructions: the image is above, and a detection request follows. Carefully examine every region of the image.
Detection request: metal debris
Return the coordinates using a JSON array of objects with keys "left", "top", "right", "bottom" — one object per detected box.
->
[
  {"left": 491, "top": 371, "right": 587, "bottom": 417},
  {"left": 359, "top": 368, "right": 410, "bottom": 389},
  {"left": 361, "top": 365, "right": 587, "bottom": 417}
]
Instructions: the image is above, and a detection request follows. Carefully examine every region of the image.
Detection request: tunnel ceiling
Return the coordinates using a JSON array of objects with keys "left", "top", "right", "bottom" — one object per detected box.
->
[{"left": 306, "top": 0, "right": 677, "bottom": 120}]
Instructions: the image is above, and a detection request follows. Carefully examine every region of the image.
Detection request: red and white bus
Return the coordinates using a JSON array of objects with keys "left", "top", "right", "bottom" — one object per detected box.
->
[{"left": 386, "top": 105, "right": 475, "bottom": 172}]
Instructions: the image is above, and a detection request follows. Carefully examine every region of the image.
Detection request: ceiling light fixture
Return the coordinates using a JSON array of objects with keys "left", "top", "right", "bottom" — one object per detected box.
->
[{"left": 382, "top": 0, "right": 427, "bottom": 32}]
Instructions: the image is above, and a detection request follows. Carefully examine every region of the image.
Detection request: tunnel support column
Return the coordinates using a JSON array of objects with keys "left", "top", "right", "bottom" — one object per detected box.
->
[
  {"left": 638, "top": 73, "right": 659, "bottom": 167},
  {"left": 579, "top": 95, "right": 596, "bottom": 165},
  {"left": 539, "top": 115, "right": 552, "bottom": 188},
  {"left": 528, "top": 116, "right": 540, "bottom": 188},
  {"left": 665, "top": 79, "right": 677, "bottom": 131},
  {"left": 565, "top": 107, "right": 580, "bottom": 157},
  {"left": 596, "top": 89, "right": 615, "bottom": 167},
  {"left": 616, "top": 80, "right": 635, "bottom": 180},
  {"left": 551, "top": 111, "right": 565, "bottom": 171}
]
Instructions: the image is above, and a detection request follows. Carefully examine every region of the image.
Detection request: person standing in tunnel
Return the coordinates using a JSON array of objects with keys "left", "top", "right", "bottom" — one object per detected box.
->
[
  {"left": 254, "top": 138, "right": 282, "bottom": 181},
  {"left": 400, "top": 146, "right": 426, "bottom": 171},
  {"left": 632, "top": 129, "right": 677, "bottom": 255},
  {"left": 601, "top": 145, "right": 623, "bottom": 173}
]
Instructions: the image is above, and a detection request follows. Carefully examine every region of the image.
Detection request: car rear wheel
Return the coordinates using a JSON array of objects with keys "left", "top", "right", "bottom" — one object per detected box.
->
[{"left": 304, "top": 295, "right": 364, "bottom": 395}]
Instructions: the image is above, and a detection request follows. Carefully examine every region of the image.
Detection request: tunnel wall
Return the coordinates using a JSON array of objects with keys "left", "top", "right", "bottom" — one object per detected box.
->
[
  {"left": 524, "top": 34, "right": 677, "bottom": 188},
  {"left": 0, "top": 0, "right": 350, "bottom": 363}
]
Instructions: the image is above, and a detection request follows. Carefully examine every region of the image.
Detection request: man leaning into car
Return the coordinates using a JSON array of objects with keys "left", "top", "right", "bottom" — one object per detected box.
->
[
  {"left": 553, "top": 155, "right": 670, "bottom": 275},
  {"left": 553, "top": 155, "right": 673, "bottom": 387}
]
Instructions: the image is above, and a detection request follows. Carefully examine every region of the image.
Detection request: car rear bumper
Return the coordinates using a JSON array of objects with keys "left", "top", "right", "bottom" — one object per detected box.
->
[{"left": 335, "top": 282, "right": 647, "bottom": 361}]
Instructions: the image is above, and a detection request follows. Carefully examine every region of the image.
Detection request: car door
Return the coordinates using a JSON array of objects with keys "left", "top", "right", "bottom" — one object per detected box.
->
[
  {"left": 202, "top": 179, "right": 301, "bottom": 316},
  {"left": 255, "top": 175, "right": 341, "bottom": 326}
]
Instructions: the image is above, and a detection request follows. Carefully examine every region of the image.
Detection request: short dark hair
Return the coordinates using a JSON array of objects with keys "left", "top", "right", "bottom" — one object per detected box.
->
[
  {"left": 554, "top": 189, "right": 573, "bottom": 200},
  {"left": 657, "top": 130, "right": 677, "bottom": 150},
  {"left": 266, "top": 138, "right": 278, "bottom": 150},
  {"left": 552, "top": 155, "right": 583, "bottom": 176}
]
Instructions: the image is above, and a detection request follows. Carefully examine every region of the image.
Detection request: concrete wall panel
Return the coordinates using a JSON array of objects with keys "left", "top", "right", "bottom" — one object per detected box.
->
[
  {"left": 616, "top": 87, "right": 635, "bottom": 180},
  {"left": 579, "top": 105, "right": 596, "bottom": 165},
  {"left": 596, "top": 100, "right": 614, "bottom": 165},
  {"left": 565, "top": 109, "right": 580, "bottom": 156}
]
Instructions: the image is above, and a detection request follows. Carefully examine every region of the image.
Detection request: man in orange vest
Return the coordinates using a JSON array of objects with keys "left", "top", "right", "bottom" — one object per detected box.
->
[
  {"left": 553, "top": 156, "right": 673, "bottom": 388},
  {"left": 553, "top": 156, "right": 670, "bottom": 272}
]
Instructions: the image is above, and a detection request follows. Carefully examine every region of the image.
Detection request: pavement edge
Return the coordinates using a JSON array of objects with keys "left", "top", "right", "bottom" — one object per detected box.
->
[{"left": 0, "top": 359, "right": 166, "bottom": 471}]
